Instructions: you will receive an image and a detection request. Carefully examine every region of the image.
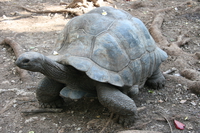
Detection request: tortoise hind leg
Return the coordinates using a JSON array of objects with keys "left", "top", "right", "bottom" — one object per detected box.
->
[
  {"left": 96, "top": 83, "right": 137, "bottom": 127},
  {"left": 146, "top": 68, "right": 165, "bottom": 89},
  {"left": 36, "top": 77, "right": 65, "bottom": 108}
]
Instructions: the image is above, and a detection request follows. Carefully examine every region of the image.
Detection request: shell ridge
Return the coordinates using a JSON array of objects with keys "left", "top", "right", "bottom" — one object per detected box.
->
[{"left": 109, "top": 25, "right": 131, "bottom": 62}]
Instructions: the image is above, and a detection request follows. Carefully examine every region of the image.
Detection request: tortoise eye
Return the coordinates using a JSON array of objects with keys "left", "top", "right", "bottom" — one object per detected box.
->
[{"left": 22, "top": 59, "right": 30, "bottom": 64}]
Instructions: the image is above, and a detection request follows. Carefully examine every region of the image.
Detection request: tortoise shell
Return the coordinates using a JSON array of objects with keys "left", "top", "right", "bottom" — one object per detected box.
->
[{"left": 52, "top": 6, "right": 167, "bottom": 88}]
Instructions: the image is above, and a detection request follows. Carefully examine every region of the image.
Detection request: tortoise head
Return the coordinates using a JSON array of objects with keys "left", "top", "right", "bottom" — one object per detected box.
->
[{"left": 15, "top": 52, "right": 45, "bottom": 72}]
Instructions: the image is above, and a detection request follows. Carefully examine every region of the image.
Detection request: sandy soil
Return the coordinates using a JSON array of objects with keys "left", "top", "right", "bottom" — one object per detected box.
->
[{"left": 0, "top": 0, "right": 199, "bottom": 133}]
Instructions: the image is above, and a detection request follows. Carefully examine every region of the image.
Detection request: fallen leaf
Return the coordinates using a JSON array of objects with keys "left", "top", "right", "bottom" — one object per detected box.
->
[
  {"left": 53, "top": 51, "right": 59, "bottom": 55},
  {"left": 174, "top": 120, "right": 185, "bottom": 130},
  {"left": 148, "top": 90, "right": 154, "bottom": 93},
  {"left": 101, "top": 10, "right": 107, "bottom": 15},
  {"left": 184, "top": 116, "right": 188, "bottom": 120}
]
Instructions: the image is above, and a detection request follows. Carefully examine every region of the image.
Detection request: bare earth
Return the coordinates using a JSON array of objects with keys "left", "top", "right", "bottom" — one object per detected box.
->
[{"left": 0, "top": 0, "right": 200, "bottom": 133}]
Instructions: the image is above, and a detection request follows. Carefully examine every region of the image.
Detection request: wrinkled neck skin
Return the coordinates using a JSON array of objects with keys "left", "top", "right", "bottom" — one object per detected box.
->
[{"left": 39, "top": 57, "right": 77, "bottom": 84}]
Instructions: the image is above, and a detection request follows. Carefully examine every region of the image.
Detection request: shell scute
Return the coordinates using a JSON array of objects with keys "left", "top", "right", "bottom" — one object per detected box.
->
[
  {"left": 92, "top": 32, "right": 129, "bottom": 72},
  {"left": 110, "top": 20, "right": 146, "bottom": 60}
]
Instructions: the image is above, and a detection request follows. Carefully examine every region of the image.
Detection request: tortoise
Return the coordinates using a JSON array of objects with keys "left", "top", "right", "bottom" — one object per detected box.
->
[{"left": 15, "top": 6, "right": 167, "bottom": 126}]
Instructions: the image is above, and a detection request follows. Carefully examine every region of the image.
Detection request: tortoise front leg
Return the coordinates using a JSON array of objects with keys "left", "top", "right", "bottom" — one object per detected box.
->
[
  {"left": 96, "top": 83, "right": 137, "bottom": 127},
  {"left": 36, "top": 77, "right": 65, "bottom": 108},
  {"left": 146, "top": 68, "right": 165, "bottom": 89}
]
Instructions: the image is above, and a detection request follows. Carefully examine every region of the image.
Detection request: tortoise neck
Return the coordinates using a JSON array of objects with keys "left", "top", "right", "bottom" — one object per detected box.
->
[{"left": 40, "top": 57, "right": 77, "bottom": 84}]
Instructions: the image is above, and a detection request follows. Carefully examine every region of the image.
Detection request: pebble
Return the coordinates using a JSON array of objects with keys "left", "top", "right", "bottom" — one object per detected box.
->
[
  {"left": 158, "top": 99, "right": 164, "bottom": 103},
  {"left": 190, "top": 101, "right": 197, "bottom": 106},
  {"left": 25, "top": 117, "right": 39, "bottom": 123},
  {"left": 180, "top": 100, "right": 187, "bottom": 104},
  {"left": 75, "top": 127, "right": 81, "bottom": 131},
  {"left": 2, "top": 15, "right": 7, "bottom": 19},
  {"left": 40, "top": 117, "right": 46, "bottom": 121},
  {"left": 53, "top": 51, "right": 59, "bottom": 55},
  {"left": 1, "top": 80, "right": 10, "bottom": 84},
  {"left": 2, "top": 48, "right": 6, "bottom": 51},
  {"left": 11, "top": 80, "right": 15, "bottom": 83}
]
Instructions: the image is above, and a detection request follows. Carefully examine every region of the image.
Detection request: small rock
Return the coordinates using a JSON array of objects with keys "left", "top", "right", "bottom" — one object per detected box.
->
[
  {"left": 2, "top": 48, "right": 6, "bottom": 51},
  {"left": 176, "top": 84, "right": 182, "bottom": 87},
  {"left": 75, "top": 127, "right": 81, "bottom": 131},
  {"left": 25, "top": 117, "right": 38, "bottom": 123},
  {"left": 11, "top": 80, "right": 15, "bottom": 83},
  {"left": 180, "top": 100, "right": 187, "bottom": 104},
  {"left": 53, "top": 51, "right": 59, "bottom": 55},
  {"left": 40, "top": 117, "right": 46, "bottom": 121},
  {"left": 2, "top": 80, "right": 10, "bottom": 85},
  {"left": 190, "top": 101, "right": 197, "bottom": 106},
  {"left": 174, "top": 73, "right": 181, "bottom": 76},
  {"left": 2, "top": 15, "right": 7, "bottom": 19},
  {"left": 158, "top": 99, "right": 164, "bottom": 103}
]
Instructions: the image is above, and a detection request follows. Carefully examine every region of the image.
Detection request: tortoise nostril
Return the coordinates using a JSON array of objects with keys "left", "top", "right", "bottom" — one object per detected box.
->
[{"left": 22, "top": 59, "right": 30, "bottom": 64}]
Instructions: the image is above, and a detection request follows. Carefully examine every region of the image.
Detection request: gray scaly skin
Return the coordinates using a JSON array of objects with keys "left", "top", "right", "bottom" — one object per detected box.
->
[{"left": 15, "top": 52, "right": 141, "bottom": 126}]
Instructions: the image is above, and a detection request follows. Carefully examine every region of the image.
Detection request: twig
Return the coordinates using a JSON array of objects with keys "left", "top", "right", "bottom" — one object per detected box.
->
[
  {"left": 164, "top": 74, "right": 194, "bottom": 87},
  {"left": 163, "top": 67, "right": 177, "bottom": 74},
  {"left": 99, "top": 113, "right": 114, "bottom": 133},
  {"left": 0, "top": 14, "right": 33, "bottom": 22},
  {"left": 0, "top": 37, "right": 31, "bottom": 82},
  {"left": 137, "top": 106, "right": 146, "bottom": 112},
  {"left": 21, "top": 108, "right": 63, "bottom": 115},
  {"left": 130, "top": 121, "right": 152, "bottom": 130},
  {"left": 158, "top": 113, "right": 173, "bottom": 133},
  {"left": 19, "top": 6, "right": 83, "bottom": 16}
]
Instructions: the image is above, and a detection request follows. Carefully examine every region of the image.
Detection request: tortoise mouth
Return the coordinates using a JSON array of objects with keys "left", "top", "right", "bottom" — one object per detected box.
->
[
  {"left": 15, "top": 62, "right": 31, "bottom": 69},
  {"left": 15, "top": 58, "right": 32, "bottom": 69}
]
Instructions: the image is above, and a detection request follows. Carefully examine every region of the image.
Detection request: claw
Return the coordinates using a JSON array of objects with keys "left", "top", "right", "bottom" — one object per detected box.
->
[
  {"left": 117, "top": 115, "right": 135, "bottom": 127},
  {"left": 38, "top": 98, "right": 64, "bottom": 108}
]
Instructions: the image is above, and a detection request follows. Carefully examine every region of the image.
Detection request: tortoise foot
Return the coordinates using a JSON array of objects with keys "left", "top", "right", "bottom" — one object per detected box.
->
[
  {"left": 115, "top": 115, "right": 136, "bottom": 127},
  {"left": 146, "top": 76, "right": 165, "bottom": 89},
  {"left": 39, "top": 98, "right": 64, "bottom": 108},
  {"left": 146, "top": 69, "right": 166, "bottom": 89}
]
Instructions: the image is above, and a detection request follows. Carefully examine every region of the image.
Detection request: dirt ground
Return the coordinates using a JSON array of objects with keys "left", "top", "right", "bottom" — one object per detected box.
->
[{"left": 0, "top": 0, "right": 200, "bottom": 133}]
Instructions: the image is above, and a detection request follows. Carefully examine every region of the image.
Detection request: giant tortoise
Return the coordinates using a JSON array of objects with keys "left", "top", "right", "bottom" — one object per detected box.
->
[{"left": 16, "top": 6, "right": 167, "bottom": 126}]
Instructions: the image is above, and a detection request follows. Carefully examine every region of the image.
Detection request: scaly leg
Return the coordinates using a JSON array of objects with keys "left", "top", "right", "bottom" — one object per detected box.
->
[
  {"left": 36, "top": 77, "right": 65, "bottom": 108},
  {"left": 96, "top": 83, "right": 137, "bottom": 127}
]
